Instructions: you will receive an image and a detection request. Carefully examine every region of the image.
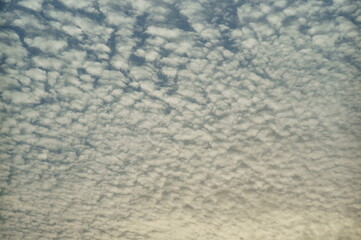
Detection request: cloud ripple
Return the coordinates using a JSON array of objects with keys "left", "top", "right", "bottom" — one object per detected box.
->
[{"left": 0, "top": 0, "right": 361, "bottom": 239}]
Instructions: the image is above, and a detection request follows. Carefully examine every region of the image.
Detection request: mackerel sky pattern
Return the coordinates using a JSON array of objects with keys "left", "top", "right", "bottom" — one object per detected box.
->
[{"left": 0, "top": 0, "right": 361, "bottom": 239}]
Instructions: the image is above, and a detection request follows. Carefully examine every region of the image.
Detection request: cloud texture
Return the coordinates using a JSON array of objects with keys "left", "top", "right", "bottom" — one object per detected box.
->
[{"left": 1, "top": 0, "right": 361, "bottom": 239}]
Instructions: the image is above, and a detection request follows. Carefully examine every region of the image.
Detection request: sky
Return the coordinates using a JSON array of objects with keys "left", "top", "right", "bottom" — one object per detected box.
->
[{"left": 0, "top": 0, "right": 361, "bottom": 239}]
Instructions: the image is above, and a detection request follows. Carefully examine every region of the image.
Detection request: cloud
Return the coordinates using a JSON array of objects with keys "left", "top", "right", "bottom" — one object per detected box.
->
[
  {"left": 0, "top": 0, "right": 361, "bottom": 239},
  {"left": 146, "top": 26, "right": 183, "bottom": 39},
  {"left": 25, "top": 36, "right": 68, "bottom": 54},
  {"left": 17, "top": 0, "right": 43, "bottom": 11}
]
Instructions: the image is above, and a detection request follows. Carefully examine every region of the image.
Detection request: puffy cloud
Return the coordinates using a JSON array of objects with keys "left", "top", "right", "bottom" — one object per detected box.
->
[
  {"left": 25, "top": 36, "right": 68, "bottom": 54},
  {"left": 0, "top": 0, "right": 361, "bottom": 239},
  {"left": 17, "top": 0, "right": 43, "bottom": 11},
  {"left": 146, "top": 26, "right": 183, "bottom": 39}
]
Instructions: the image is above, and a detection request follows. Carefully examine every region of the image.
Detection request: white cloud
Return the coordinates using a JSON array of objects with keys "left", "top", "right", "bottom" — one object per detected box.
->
[
  {"left": 243, "top": 38, "right": 258, "bottom": 48},
  {"left": 17, "top": 0, "right": 43, "bottom": 11},
  {"left": 1, "top": 0, "right": 361, "bottom": 239},
  {"left": 312, "top": 34, "right": 335, "bottom": 46},
  {"left": 146, "top": 26, "right": 183, "bottom": 39},
  {"left": 25, "top": 36, "right": 68, "bottom": 54},
  {"left": 26, "top": 68, "right": 46, "bottom": 82},
  {"left": 59, "top": 0, "right": 96, "bottom": 12},
  {"left": 131, "top": 0, "right": 152, "bottom": 13},
  {"left": 161, "top": 66, "right": 177, "bottom": 78},
  {"left": 31, "top": 56, "right": 63, "bottom": 70},
  {"left": 267, "top": 13, "right": 284, "bottom": 28},
  {"left": 144, "top": 50, "right": 159, "bottom": 62},
  {"left": 274, "top": 1, "right": 287, "bottom": 9}
]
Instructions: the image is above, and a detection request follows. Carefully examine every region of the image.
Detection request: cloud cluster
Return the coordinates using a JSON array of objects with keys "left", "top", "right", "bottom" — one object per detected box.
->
[{"left": 1, "top": 0, "right": 361, "bottom": 239}]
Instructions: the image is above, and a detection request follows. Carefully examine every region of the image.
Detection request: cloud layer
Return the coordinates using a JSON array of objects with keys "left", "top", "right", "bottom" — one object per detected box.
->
[{"left": 1, "top": 0, "right": 361, "bottom": 239}]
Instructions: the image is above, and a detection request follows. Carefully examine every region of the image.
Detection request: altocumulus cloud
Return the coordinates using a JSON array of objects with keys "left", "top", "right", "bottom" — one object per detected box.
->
[{"left": 0, "top": 0, "right": 361, "bottom": 239}]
